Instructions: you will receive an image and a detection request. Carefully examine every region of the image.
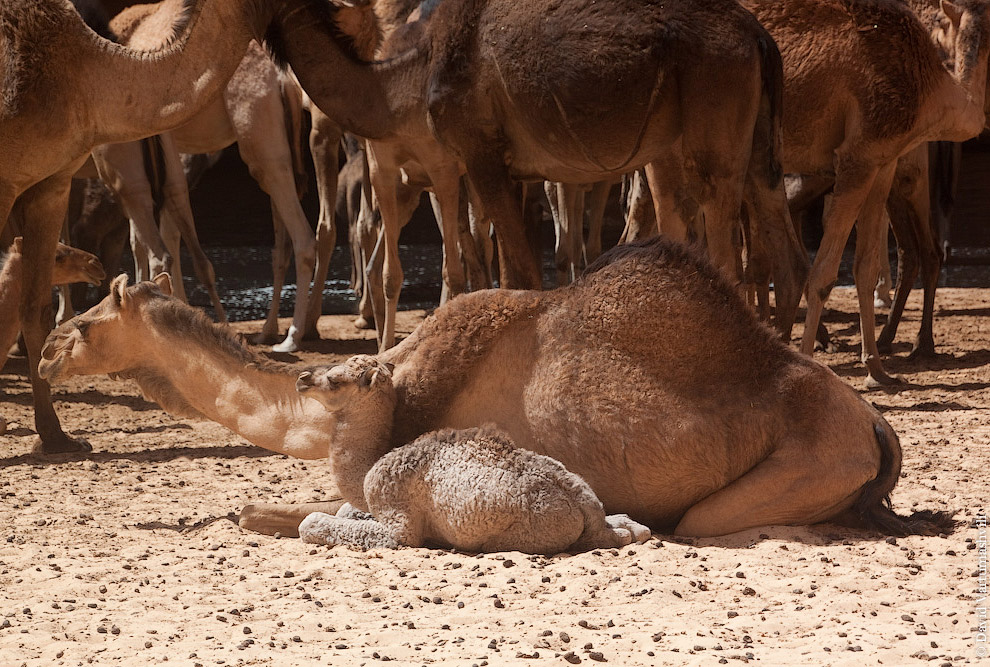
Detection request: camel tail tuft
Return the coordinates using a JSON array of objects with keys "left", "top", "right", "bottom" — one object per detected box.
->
[
  {"left": 752, "top": 36, "right": 784, "bottom": 189},
  {"left": 854, "top": 422, "right": 958, "bottom": 536}
]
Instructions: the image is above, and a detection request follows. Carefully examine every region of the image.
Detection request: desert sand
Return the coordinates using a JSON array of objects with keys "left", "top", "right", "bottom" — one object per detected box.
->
[{"left": 0, "top": 287, "right": 987, "bottom": 666}]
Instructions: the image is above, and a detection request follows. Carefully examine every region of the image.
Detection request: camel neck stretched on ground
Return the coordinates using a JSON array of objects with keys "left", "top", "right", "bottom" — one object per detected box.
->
[
  {"left": 41, "top": 240, "right": 952, "bottom": 539},
  {"left": 38, "top": 274, "right": 333, "bottom": 458},
  {"left": 0, "top": 0, "right": 294, "bottom": 453}
]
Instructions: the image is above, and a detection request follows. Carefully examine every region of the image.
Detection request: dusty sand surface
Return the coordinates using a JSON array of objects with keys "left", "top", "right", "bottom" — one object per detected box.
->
[{"left": 0, "top": 288, "right": 987, "bottom": 666}]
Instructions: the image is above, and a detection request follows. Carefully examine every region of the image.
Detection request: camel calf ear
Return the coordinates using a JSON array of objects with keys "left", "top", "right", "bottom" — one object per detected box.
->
[
  {"left": 940, "top": 0, "right": 963, "bottom": 27},
  {"left": 383, "top": 362, "right": 395, "bottom": 375},
  {"left": 10, "top": 237, "right": 22, "bottom": 253},
  {"left": 152, "top": 272, "right": 173, "bottom": 297},
  {"left": 110, "top": 274, "right": 130, "bottom": 308}
]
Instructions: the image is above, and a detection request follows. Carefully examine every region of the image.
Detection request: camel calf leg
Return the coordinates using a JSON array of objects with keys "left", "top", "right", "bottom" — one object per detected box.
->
[
  {"left": 238, "top": 500, "right": 345, "bottom": 537},
  {"left": 298, "top": 510, "right": 420, "bottom": 549}
]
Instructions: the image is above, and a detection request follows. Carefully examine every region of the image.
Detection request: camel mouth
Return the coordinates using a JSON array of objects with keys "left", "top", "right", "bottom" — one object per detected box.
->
[
  {"left": 85, "top": 263, "right": 107, "bottom": 286},
  {"left": 37, "top": 354, "right": 65, "bottom": 383}
]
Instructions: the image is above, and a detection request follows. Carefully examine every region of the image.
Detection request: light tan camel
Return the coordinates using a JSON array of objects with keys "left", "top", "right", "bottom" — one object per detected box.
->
[
  {"left": 1, "top": 238, "right": 104, "bottom": 435},
  {"left": 41, "top": 238, "right": 953, "bottom": 539},
  {"left": 295, "top": 357, "right": 651, "bottom": 553},
  {"left": 740, "top": 0, "right": 990, "bottom": 387},
  {"left": 78, "top": 136, "right": 227, "bottom": 321},
  {"left": 269, "top": 0, "right": 809, "bottom": 337},
  {"left": 0, "top": 0, "right": 372, "bottom": 452},
  {"left": 112, "top": 0, "right": 317, "bottom": 352}
]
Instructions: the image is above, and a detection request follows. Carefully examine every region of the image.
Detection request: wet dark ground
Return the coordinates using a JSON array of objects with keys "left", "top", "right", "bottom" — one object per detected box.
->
[{"left": 165, "top": 240, "right": 990, "bottom": 324}]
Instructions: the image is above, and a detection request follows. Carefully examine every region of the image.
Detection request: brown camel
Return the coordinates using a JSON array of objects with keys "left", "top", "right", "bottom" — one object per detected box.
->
[
  {"left": 294, "top": 357, "right": 651, "bottom": 553},
  {"left": 40, "top": 238, "right": 952, "bottom": 539},
  {"left": 740, "top": 0, "right": 990, "bottom": 387},
  {"left": 1, "top": 238, "right": 104, "bottom": 435},
  {"left": 267, "top": 0, "right": 809, "bottom": 337},
  {"left": 0, "top": 0, "right": 367, "bottom": 452}
]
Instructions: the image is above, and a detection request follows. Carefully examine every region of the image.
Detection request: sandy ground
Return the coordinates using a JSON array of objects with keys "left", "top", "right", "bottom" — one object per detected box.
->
[{"left": 0, "top": 287, "right": 987, "bottom": 666}]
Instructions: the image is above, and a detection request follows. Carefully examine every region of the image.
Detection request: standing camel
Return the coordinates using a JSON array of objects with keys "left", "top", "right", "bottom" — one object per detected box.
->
[
  {"left": 111, "top": 0, "right": 318, "bottom": 352},
  {"left": 267, "top": 0, "right": 809, "bottom": 337},
  {"left": 0, "top": 0, "right": 363, "bottom": 452},
  {"left": 741, "top": 0, "right": 990, "bottom": 387}
]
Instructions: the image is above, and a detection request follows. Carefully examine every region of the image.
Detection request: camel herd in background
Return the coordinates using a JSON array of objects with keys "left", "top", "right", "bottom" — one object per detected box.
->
[{"left": 1, "top": 0, "right": 989, "bottom": 458}]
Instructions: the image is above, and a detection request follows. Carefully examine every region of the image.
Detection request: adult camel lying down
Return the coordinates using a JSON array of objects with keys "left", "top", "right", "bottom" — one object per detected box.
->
[
  {"left": 295, "top": 356, "right": 652, "bottom": 553},
  {"left": 39, "top": 238, "right": 953, "bottom": 538}
]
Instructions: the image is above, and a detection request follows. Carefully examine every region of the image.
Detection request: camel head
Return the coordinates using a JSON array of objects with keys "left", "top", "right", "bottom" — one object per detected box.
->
[
  {"left": 39, "top": 273, "right": 172, "bottom": 384},
  {"left": 52, "top": 241, "right": 106, "bottom": 287},
  {"left": 937, "top": 0, "right": 990, "bottom": 126},
  {"left": 296, "top": 354, "right": 396, "bottom": 412},
  {"left": 5, "top": 237, "right": 105, "bottom": 287}
]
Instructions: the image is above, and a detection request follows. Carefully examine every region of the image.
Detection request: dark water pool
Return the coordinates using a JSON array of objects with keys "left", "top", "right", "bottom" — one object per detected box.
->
[{"left": 118, "top": 242, "right": 990, "bottom": 324}]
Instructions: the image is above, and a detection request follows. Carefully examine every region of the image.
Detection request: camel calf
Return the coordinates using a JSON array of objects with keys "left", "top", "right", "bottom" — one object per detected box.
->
[
  {"left": 1, "top": 237, "right": 104, "bottom": 434},
  {"left": 295, "top": 356, "right": 651, "bottom": 553}
]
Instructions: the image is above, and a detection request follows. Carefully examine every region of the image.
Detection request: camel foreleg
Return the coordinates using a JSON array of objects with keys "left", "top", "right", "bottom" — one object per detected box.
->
[{"left": 238, "top": 500, "right": 346, "bottom": 537}]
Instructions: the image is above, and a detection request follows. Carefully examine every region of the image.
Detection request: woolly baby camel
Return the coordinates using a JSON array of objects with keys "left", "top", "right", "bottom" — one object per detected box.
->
[
  {"left": 40, "top": 238, "right": 953, "bottom": 539},
  {"left": 269, "top": 0, "right": 809, "bottom": 338},
  {"left": 740, "top": 0, "right": 990, "bottom": 387},
  {"left": 294, "top": 357, "right": 651, "bottom": 553},
  {"left": 1, "top": 238, "right": 104, "bottom": 434}
]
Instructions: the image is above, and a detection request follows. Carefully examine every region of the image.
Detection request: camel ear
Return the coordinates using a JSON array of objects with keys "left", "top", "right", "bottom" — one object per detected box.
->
[
  {"left": 10, "top": 237, "right": 22, "bottom": 253},
  {"left": 941, "top": 0, "right": 963, "bottom": 28},
  {"left": 152, "top": 272, "right": 173, "bottom": 297},
  {"left": 383, "top": 362, "right": 395, "bottom": 375},
  {"left": 358, "top": 367, "right": 376, "bottom": 388},
  {"left": 110, "top": 274, "right": 131, "bottom": 308}
]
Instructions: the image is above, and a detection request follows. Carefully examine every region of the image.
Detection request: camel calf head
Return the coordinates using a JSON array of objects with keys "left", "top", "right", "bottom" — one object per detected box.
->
[
  {"left": 51, "top": 240, "right": 105, "bottom": 287},
  {"left": 39, "top": 273, "right": 172, "bottom": 383},
  {"left": 6, "top": 237, "right": 105, "bottom": 287},
  {"left": 296, "top": 354, "right": 395, "bottom": 412}
]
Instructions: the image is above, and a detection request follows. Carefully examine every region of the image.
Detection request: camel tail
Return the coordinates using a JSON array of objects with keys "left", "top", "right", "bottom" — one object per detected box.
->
[
  {"left": 752, "top": 36, "right": 784, "bottom": 189},
  {"left": 853, "top": 421, "right": 957, "bottom": 536}
]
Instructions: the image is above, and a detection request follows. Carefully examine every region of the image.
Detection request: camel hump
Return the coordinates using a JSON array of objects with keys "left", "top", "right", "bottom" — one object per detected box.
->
[{"left": 853, "top": 420, "right": 957, "bottom": 536}]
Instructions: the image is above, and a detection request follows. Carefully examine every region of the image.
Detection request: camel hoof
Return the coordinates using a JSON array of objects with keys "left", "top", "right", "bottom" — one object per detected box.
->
[
  {"left": 249, "top": 331, "right": 283, "bottom": 345},
  {"left": 34, "top": 434, "right": 92, "bottom": 455},
  {"left": 0, "top": 416, "right": 6, "bottom": 436},
  {"left": 272, "top": 326, "right": 301, "bottom": 353},
  {"left": 606, "top": 514, "right": 652, "bottom": 544},
  {"left": 301, "top": 327, "right": 322, "bottom": 342},
  {"left": 864, "top": 372, "right": 904, "bottom": 390},
  {"left": 353, "top": 316, "right": 374, "bottom": 330},
  {"left": 907, "top": 342, "right": 937, "bottom": 360}
]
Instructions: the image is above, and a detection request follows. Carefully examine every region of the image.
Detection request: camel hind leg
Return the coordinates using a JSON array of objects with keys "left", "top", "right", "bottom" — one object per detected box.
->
[{"left": 673, "top": 447, "right": 879, "bottom": 538}]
